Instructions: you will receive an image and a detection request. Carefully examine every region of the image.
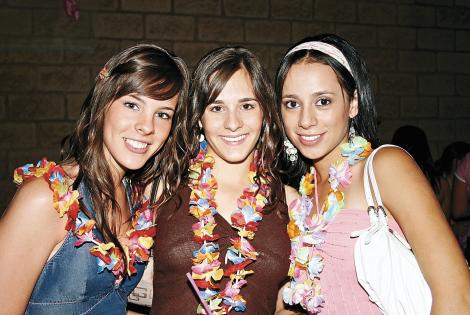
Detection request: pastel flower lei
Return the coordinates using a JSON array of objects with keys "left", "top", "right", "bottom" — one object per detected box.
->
[
  {"left": 283, "top": 136, "right": 372, "bottom": 313},
  {"left": 13, "top": 158, "right": 156, "bottom": 285},
  {"left": 188, "top": 140, "right": 269, "bottom": 314}
]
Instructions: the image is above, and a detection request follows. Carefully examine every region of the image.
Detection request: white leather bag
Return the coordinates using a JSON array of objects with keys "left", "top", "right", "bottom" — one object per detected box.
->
[{"left": 352, "top": 145, "right": 432, "bottom": 315}]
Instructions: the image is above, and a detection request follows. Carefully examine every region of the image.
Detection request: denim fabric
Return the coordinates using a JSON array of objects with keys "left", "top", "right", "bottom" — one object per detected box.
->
[{"left": 25, "top": 180, "right": 146, "bottom": 315}]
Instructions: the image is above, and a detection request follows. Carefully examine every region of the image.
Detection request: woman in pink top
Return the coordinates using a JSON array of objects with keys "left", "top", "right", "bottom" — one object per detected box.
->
[{"left": 274, "top": 34, "right": 470, "bottom": 314}]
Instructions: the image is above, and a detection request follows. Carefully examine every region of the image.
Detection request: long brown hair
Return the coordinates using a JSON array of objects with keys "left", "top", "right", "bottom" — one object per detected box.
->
[
  {"left": 185, "top": 46, "right": 284, "bottom": 206},
  {"left": 61, "top": 44, "right": 189, "bottom": 260}
]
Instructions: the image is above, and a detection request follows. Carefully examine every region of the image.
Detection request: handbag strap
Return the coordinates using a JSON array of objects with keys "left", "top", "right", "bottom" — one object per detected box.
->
[
  {"left": 363, "top": 145, "right": 397, "bottom": 209},
  {"left": 361, "top": 144, "right": 412, "bottom": 248}
]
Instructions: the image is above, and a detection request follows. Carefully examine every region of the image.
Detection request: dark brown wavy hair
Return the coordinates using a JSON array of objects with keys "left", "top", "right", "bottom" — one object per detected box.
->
[
  {"left": 185, "top": 46, "right": 284, "bottom": 206},
  {"left": 60, "top": 44, "right": 189, "bottom": 263}
]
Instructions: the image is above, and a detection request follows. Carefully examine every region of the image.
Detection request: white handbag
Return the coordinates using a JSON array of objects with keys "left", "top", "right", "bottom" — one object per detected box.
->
[{"left": 352, "top": 145, "right": 432, "bottom": 315}]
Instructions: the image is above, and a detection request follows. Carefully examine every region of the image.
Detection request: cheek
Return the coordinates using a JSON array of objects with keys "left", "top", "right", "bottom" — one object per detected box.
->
[
  {"left": 247, "top": 111, "right": 263, "bottom": 131},
  {"left": 201, "top": 114, "right": 222, "bottom": 136},
  {"left": 281, "top": 111, "right": 297, "bottom": 131},
  {"left": 156, "top": 122, "right": 173, "bottom": 142}
]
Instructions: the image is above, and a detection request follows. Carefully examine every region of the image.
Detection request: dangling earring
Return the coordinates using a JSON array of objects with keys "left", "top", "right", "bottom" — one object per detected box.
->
[
  {"left": 198, "top": 127, "right": 207, "bottom": 151},
  {"left": 348, "top": 124, "right": 356, "bottom": 144},
  {"left": 284, "top": 138, "right": 298, "bottom": 162}
]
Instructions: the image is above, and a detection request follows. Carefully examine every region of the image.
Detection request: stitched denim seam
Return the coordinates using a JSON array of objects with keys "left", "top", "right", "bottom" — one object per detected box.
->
[
  {"left": 28, "top": 290, "right": 110, "bottom": 306},
  {"left": 81, "top": 290, "right": 122, "bottom": 315}
]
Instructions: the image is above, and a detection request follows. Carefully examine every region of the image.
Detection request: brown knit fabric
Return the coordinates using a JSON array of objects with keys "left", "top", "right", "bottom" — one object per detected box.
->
[{"left": 150, "top": 183, "right": 290, "bottom": 314}]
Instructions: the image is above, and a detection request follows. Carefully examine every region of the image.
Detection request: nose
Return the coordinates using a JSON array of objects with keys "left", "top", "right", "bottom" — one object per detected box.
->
[
  {"left": 298, "top": 106, "right": 317, "bottom": 129},
  {"left": 135, "top": 112, "right": 155, "bottom": 135},
  {"left": 224, "top": 109, "right": 243, "bottom": 132}
]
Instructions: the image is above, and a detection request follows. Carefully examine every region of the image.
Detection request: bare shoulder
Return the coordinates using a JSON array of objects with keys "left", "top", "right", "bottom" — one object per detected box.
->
[
  {"left": 373, "top": 145, "right": 414, "bottom": 169},
  {"left": 1, "top": 177, "right": 66, "bottom": 241},
  {"left": 284, "top": 184, "right": 300, "bottom": 206},
  {"left": 371, "top": 146, "right": 420, "bottom": 181},
  {"left": 0, "top": 177, "right": 68, "bottom": 313}
]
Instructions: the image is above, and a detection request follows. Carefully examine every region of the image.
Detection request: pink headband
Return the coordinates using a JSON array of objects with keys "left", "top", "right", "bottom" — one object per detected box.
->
[{"left": 286, "top": 41, "right": 352, "bottom": 74}]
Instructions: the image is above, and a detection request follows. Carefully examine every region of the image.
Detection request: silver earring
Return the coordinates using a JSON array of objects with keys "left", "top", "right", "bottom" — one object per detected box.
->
[
  {"left": 284, "top": 138, "right": 298, "bottom": 162},
  {"left": 348, "top": 125, "right": 356, "bottom": 143}
]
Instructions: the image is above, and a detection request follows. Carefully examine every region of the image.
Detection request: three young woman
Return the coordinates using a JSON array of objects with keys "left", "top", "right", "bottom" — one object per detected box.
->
[
  {"left": 2, "top": 35, "right": 469, "bottom": 315},
  {"left": 0, "top": 44, "right": 189, "bottom": 314},
  {"left": 277, "top": 34, "right": 470, "bottom": 314}
]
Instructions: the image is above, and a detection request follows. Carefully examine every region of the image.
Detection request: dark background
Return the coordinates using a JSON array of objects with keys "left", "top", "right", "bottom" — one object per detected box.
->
[{"left": 1, "top": 0, "right": 470, "bottom": 212}]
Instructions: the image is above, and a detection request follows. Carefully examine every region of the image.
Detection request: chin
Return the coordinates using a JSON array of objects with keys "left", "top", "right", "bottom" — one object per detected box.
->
[
  {"left": 221, "top": 154, "right": 251, "bottom": 164},
  {"left": 119, "top": 157, "right": 150, "bottom": 172},
  {"left": 214, "top": 147, "right": 252, "bottom": 163},
  {"left": 295, "top": 146, "right": 323, "bottom": 161}
]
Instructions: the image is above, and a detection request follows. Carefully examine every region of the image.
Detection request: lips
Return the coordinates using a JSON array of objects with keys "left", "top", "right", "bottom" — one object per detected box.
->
[
  {"left": 124, "top": 137, "right": 150, "bottom": 153},
  {"left": 220, "top": 134, "right": 247, "bottom": 145},
  {"left": 298, "top": 133, "right": 322, "bottom": 145}
]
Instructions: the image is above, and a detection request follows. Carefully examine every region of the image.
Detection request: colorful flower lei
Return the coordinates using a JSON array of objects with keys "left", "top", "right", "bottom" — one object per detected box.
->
[
  {"left": 188, "top": 140, "right": 269, "bottom": 314},
  {"left": 283, "top": 136, "right": 372, "bottom": 313},
  {"left": 13, "top": 158, "right": 156, "bottom": 285}
]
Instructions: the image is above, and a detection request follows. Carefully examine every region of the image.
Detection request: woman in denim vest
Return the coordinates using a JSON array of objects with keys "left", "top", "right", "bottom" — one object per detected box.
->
[{"left": 0, "top": 44, "right": 189, "bottom": 315}]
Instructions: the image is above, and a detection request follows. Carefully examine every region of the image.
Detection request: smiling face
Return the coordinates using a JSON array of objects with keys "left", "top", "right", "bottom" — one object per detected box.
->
[
  {"left": 102, "top": 93, "right": 178, "bottom": 179},
  {"left": 281, "top": 61, "right": 358, "bottom": 164},
  {"left": 201, "top": 68, "right": 263, "bottom": 165}
]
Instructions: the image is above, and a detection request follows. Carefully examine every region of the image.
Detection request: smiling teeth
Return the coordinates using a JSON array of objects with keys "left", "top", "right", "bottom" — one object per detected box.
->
[
  {"left": 125, "top": 138, "right": 148, "bottom": 149},
  {"left": 301, "top": 135, "right": 320, "bottom": 141},
  {"left": 221, "top": 134, "right": 246, "bottom": 142}
]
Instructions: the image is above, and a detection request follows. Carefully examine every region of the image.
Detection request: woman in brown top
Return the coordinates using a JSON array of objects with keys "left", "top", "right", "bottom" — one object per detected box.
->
[{"left": 150, "top": 47, "right": 299, "bottom": 314}]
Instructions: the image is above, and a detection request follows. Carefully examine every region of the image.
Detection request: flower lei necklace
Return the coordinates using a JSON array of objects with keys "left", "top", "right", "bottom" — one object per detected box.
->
[
  {"left": 188, "top": 140, "right": 269, "bottom": 314},
  {"left": 283, "top": 136, "right": 372, "bottom": 313},
  {"left": 13, "top": 158, "right": 156, "bottom": 284}
]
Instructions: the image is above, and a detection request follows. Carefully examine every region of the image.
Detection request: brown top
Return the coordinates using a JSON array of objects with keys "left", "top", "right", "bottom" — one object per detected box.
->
[{"left": 150, "top": 184, "right": 290, "bottom": 314}]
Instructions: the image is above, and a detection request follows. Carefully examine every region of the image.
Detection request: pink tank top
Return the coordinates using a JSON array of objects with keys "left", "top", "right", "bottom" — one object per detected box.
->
[{"left": 319, "top": 208, "right": 402, "bottom": 314}]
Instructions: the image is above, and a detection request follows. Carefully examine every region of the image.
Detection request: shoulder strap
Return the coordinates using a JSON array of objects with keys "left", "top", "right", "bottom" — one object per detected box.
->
[
  {"left": 362, "top": 144, "right": 413, "bottom": 248},
  {"left": 363, "top": 144, "right": 402, "bottom": 209}
]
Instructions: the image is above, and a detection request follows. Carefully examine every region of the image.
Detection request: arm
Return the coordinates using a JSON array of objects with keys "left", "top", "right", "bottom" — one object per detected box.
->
[
  {"left": 452, "top": 175, "right": 470, "bottom": 221},
  {"left": 438, "top": 177, "right": 451, "bottom": 221},
  {"left": 0, "top": 179, "right": 67, "bottom": 315},
  {"left": 373, "top": 147, "right": 470, "bottom": 315}
]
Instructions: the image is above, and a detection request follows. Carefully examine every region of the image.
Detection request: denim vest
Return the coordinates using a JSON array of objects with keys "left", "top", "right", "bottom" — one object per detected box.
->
[{"left": 25, "top": 180, "right": 146, "bottom": 315}]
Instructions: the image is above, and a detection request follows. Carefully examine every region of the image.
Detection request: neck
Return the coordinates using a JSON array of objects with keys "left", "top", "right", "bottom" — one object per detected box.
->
[
  {"left": 210, "top": 151, "right": 254, "bottom": 186},
  {"left": 109, "top": 166, "right": 125, "bottom": 189},
  {"left": 311, "top": 144, "right": 343, "bottom": 183}
]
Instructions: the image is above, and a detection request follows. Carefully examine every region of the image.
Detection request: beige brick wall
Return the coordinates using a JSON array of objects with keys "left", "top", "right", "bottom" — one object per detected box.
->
[{"left": 1, "top": 0, "right": 470, "bottom": 211}]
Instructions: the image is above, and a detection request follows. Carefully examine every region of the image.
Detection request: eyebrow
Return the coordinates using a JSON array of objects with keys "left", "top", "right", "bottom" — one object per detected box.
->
[
  {"left": 212, "top": 97, "right": 259, "bottom": 104},
  {"left": 158, "top": 106, "right": 175, "bottom": 112},
  {"left": 282, "top": 90, "right": 337, "bottom": 99},
  {"left": 128, "top": 94, "right": 144, "bottom": 102},
  {"left": 128, "top": 94, "right": 175, "bottom": 112}
]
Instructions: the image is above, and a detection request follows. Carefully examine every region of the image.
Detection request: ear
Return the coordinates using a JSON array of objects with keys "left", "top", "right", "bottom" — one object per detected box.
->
[
  {"left": 349, "top": 89, "right": 359, "bottom": 119},
  {"left": 198, "top": 120, "right": 203, "bottom": 129}
]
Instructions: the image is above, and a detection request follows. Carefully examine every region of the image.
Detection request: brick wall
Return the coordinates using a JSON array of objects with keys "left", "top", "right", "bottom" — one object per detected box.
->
[{"left": 1, "top": 0, "right": 470, "bottom": 211}]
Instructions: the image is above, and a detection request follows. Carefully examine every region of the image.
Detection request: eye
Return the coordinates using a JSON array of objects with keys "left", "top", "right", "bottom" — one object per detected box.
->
[
  {"left": 124, "top": 102, "right": 139, "bottom": 110},
  {"left": 284, "top": 100, "right": 299, "bottom": 109},
  {"left": 209, "top": 105, "right": 223, "bottom": 112},
  {"left": 316, "top": 98, "right": 331, "bottom": 107},
  {"left": 156, "top": 112, "right": 171, "bottom": 120},
  {"left": 241, "top": 103, "right": 255, "bottom": 110}
]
